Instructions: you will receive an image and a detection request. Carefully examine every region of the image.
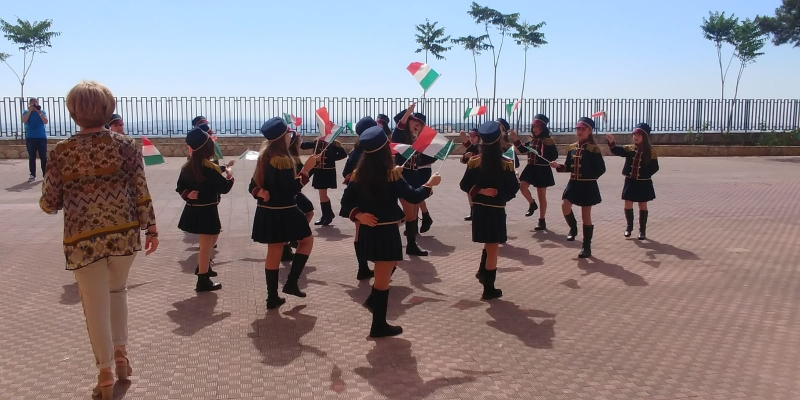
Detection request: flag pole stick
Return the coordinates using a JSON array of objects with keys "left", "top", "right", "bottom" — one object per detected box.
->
[
  {"left": 400, "top": 150, "right": 416, "bottom": 168},
  {"left": 435, "top": 155, "right": 447, "bottom": 174}
]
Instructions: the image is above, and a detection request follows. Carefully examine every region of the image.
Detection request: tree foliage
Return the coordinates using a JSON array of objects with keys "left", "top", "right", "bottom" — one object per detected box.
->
[
  {"left": 414, "top": 19, "right": 451, "bottom": 62},
  {"left": 0, "top": 17, "right": 61, "bottom": 102},
  {"left": 757, "top": 0, "right": 800, "bottom": 48}
]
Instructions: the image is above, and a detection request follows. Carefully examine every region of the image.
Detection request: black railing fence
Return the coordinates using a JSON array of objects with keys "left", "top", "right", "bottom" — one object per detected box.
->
[{"left": 1, "top": 97, "right": 798, "bottom": 138}]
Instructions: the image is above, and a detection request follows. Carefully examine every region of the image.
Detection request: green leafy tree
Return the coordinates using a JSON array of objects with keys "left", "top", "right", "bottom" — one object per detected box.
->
[
  {"left": 512, "top": 21, "right": 547, "bottom": 130},
  {"left": 468, "top": 2, "right": 519, "bottom": 116},
  {"left": 414, "top": 19, "right": 451, "bottom": 63},
  {"left": 0, "top": 18, "right": 61, "bottom": 114},
  {"left": 727, "top": 18, "right": 767, "bottom": 131},
  {"left": 451, "top": 34, "right": 492, "bottom": 99},
  {"left": 701, "top": 11, "right": 738, "bottom": 132},
  {"left": 757, "top": 0, "right": 800, "bottom": 48}
]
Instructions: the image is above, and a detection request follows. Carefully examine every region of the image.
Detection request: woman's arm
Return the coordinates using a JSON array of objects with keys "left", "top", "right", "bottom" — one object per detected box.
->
[{"left": 39, "top": 147, "right": 63, "bottom": 213}]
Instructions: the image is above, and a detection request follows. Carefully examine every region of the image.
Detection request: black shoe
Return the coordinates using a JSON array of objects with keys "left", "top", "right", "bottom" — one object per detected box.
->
[
  {"left": 578, "top": 225, "right": 594, "bottom": 258},
  {"left": 282, "top": 254, "right": 309, "bottom": 297},
  {"left": 525, "top": 201, "right": 538, "bottom": 217},
  {"left": 464, "top": 213, "right": 472, "bottom": 221},
  {"left": 565, "top": 212, "right": 578, "bottom": 241},
  {"left": 315, "top": 201, "right": 334, "bottom": 226},
  {"left": 369, "top": 288, "right": 403, "bottom": 338},
  {"left": 281, "top": 244, "right": 295, "bottom": 262},
  {"left": 265, "top": 269, "right": 285, "bottom": 309},
  {"left": 195, "top": 273, "right": 222, "bottom": 292},
  {"left": 481, "top": 269, "right": 503, "bottom": 300},
  {"left": 194, "top": 265, "right": 218, "bottom": 277},
  {"left": 357, "top": 268, "right": 374, "bottom": 281},
  {"left": 624, "top": 209, "right": 634, "bottom": 238},
  {"left": 420, "top": 212, "right": 433, "bottom": 233},
  {"left": 475, "top": 250, "right": 487, "bottom": 284},
  {"left": 289, "top": 240, "right": 299, "bottom": 249},
  {"left": 638, "top": 210, "right": 648, "bottom": 241},
  {"left": 534, "top": 218, "right": 547, "bottom": 231},
  {"left": 404, "top": 221, "right": 428, "bottom": 256},
  {"left": 266, "top": 297, "right": 286, "bottom": 309}
]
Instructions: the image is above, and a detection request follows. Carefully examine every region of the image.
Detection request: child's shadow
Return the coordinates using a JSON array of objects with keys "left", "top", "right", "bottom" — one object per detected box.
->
[
  {"left": 635, "top": 239, "right": 700, "bottom": 261},
  {"left": 577, "top": 258, "right": 649, "bottom": 287}
]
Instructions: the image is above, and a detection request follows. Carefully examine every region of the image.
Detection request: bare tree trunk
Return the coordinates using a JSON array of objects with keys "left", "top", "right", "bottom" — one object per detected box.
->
[
  {"left": 472, "top": 51, "right": 479, "bottom": 100},
  {"left": 516, "top": 48, "right": 528, "bottom": 132},
  {"left": 727, "top": 62, "right": 746, "bottom": 133},
  {"left": 716, "top": 44, "right": 725, "bottom": 133}
]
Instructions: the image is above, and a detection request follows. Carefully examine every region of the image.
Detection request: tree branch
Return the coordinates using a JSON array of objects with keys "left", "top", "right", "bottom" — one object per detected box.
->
[
  {"left": 23, "top": 49, "right": 36, "bottom": 79},
  {"left": 1, "top": 59, "right": 22, "bottom": 84}
]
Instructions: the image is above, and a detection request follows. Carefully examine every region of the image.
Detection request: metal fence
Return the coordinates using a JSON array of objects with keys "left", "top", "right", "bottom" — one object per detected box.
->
[{"left": 1, "top": 97, "right": 798, "bottom": 138}]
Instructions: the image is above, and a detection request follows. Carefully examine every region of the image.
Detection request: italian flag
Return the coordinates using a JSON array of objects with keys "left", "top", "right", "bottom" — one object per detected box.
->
[
  {"left": 283, "top": 113, "right": 302, "bottom": 126},
  {"left": 211, "top": 134, "right": 224, "bottom": 161},
  {"left": 503, "top": 146, "right": 516, "bottom": 160},
  {"left": 346, "top": 122, "right": 357, "bottom": 135},
  {"left": 142, "top": 137, "right": 165, "bottom": 166},
  {"left": 406, "top": 62, "right": 440, "bottom": 92},
  {"left": 412, "top": 126, "right": 455, "bottom": 160},
  {"left": 591, "top": 111, "right": 606, "bottom": 118},
  {"left": 463, "top": 106, "right": 487, "bottom": 120},
  {"left": 390, "top": 142, "right": 416, "bottom": 159},
  {"left": 315, "top": 107, "right": 345, "bottom": 144},
  {"left": 506, "top": 100, "right": 520, "bottom": 116}
]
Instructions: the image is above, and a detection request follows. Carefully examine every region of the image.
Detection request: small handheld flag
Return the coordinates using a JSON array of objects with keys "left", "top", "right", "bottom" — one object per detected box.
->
[
  {"left": 283, "top": 113, "right": 302, "bottom": 127},
  {"left": 591, "top": 111, "right": 606, "bottom": 118},
  {"left": 346, "top": 122, "right": 357, "bottom": 135},
  {"left": 503, "top": 146, "right": 515, "bottom": 160},
  {"left": 390, "top": 142, "right": 416, "bottom": 159},
  {"left": 505, "top": 101, "right": 520, "bottom": 116},
  {"left": 412, "top": 126, "right": 455, "bottom": 160},
  {"left": 315, "top": 107, "right": 345, "bottom": 144},
  {"left": 211, "top": 135, "right": 224, "bottom": 161},
  {"left": 142, "top": 137, "right": 165, "bottom": 166},
  {"left": 464, "top": 106, "right": 488, "bottom": 120},
  {"left": 524, "top": 145, "right": 550, "bottom": 163},
  {"left": 407, "top": 62, "right": 440, "bottom": 93}
]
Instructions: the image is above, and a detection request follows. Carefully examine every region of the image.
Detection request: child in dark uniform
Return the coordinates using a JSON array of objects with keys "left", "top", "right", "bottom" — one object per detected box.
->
[
  {"left": 417, "top": 154, "right": 437, "bottom": 233},
  {"left": 177, "top": 127, "right": 234, "bottom": 292},
  {"left": 250, "top": 117, "right": 319, "bottom": 309},
  {"left": 496, "top": 118, "right": 521, "bottom": 169},
  {"left": 550, "top": 117, "right": 606, "bottom": 258},
  {"left": 342, "top": 116, "right": 379, "bottom": 280},
  {"left": 460, "top": 121, "right": 520, "bottom": 300},
  {"left": 511, "top": 114, "right": 559, "bottom": 230},
  {"left": 392, "top": 103, "right": 430, "bottom": 256},
  {"left": 606, "top": 123, "right": 659, "bottom": 240},
  {"left": 376, "top": 114, "right": 392, "bottom": 137},
  {"left": 300, "top": 133, "right": 348, "bottom": 226},
  {"left": 459, "top": 128, "right": 481, "bottom": 221},
  {"left": 340, "top": 126, "right": 441, "bottom": 338}
]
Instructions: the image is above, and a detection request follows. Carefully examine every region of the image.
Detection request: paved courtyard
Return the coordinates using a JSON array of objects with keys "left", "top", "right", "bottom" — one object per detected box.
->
[{"left": 1, "top": 155, "right": 799, "bottom": 400}]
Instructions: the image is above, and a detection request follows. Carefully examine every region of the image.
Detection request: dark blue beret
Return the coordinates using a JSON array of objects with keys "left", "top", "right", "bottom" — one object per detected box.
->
[
  {"left": 186, "top": 127, "right": 210, "bottom": 151},
  {"left": 359, "top": 126, "right": 389, "bottom": 153},
  {"left": 191, "top": 116, "right": 207, "bottom": 127},
  {"left": 260, "top": 117, "right": 289, "bottom": 141},
  {"left": 197, "top": 123, "right": 211, "bottom": 133},
  {"left": 496, "top": 118, "right": 510, "bottom": 132},
  {"left": 576, "top": 117, "right": 596, "bottom": 130},
  {"left": 393, "top": 110, "right": 427, "bottom": 125},
  {"left": 533, "top": 114, "right": 549, "bottom": 125},
  {"left": 634, "top": 123, "right": 651, "bottom": 135},
  {"left": 376, "top": 114, "right": 390, "bottom": 125},
  {"left": 477, "top": 121, "right": 501, "bottom": 145},
  {"left": 356, "top": 116, "right": 378, "bottom": 136},
  {"left": 106, "top": 114, "right": 122, "bottom": 129}
]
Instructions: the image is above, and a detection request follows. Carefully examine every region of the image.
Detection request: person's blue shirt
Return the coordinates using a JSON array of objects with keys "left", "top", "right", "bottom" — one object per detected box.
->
[{"left": 23, "top": 110, "right": 47, "bottom": 139}]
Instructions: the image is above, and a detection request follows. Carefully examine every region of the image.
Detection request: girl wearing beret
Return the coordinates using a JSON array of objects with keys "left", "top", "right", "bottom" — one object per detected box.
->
[
  {"left": 606, "top": 123, "right": 659, "bottom": 240},
  {"left": 300, "top": 131, "right": 348, "bottom": 226},
  {"left": 510, "top": 114, "right": 559, "bottom": 231},
  {"left": 177, "top": 127, "right": 235, "bottom": 292},
  {"left": 460, "top": 121, "right": 520, "bottom": 300},
  {"left": 392, "top": 103, "right": 433, "bottom": 256},
  {"left": 107, "top": 114, "right": 125, "bottom": 134},
  {"left": 250, "top": 117, "right": 319, "bottom": 309},
  {"left": 340, "top": 126, "right": 441, "bottom": 338},
  {"left": 496, "top": 118, "right": 521, "bottom": 169},
  {"left": 459, "top": 128, "right": 481, "bottom": 221},
  {"left": 550, "top": 117, "right": 606, "bottom": 258}
]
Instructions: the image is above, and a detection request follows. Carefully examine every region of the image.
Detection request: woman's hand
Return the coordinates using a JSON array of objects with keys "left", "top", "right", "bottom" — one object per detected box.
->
[
  {"left": 509, "top": 130, "right": 519, "bottom": 142},
  {"left": 302, "top": 154, "right": 320, "bottom": 173},
  {"left": 478, "top": 188, "right": 498, "bottom": 197},
  {"left": 257, "top": 189, "right": 270, "bottom": 202},
  {"left": 355, "top": 212, "right": 378, "bottom": 227},
  {"left": 187, "top": 190, "right": 199, "bottom": 200},
  {"left": 226, "top": 160, "right": 236, "bottom": 168},
  {"left": 145, "top": 226, "right": 159, "bottom": 255},
  {"left": 459, "top": 130, "right": 467, "bottom": 143},
  {"left": 426, "top": 174, "right": 442, "bottom": 187},
  {"left": 550, "top": 161, "right": 560, "bottom": 169}
]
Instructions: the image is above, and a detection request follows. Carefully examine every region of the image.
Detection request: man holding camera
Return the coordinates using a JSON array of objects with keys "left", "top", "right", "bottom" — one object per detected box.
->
[{"left": 21, "top": 98, "right": 49, "bottom": 182}]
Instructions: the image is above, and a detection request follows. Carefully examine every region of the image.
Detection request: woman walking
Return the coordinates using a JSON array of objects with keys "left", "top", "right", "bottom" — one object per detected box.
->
[
  {"left": 511, "top": 114, "right": 559, "bottom": 230},
  {"left": 460, "top": 121, "right": 520, "bottom": 300},
  {"left": 250, "top": 117, "right": 318, "bottom": 309},
  {"left": 177, "top": 127, "right": 235, "bottom": 292},
  {"left": 607, "top": 123, "right": 659, "bottom": 240},
  {"left": 39, "top": 81, "right": 159, "bottom": 399},
  {"left": 340, "top": 126, "right": 441, "bottom": 337}
]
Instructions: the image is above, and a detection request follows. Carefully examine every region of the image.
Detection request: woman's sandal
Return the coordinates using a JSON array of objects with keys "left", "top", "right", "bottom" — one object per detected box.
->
[
  {"left": 91, "top": 369, "right": 114, "bottom": 399},
  {"left": 115, "top": 350, "right": 133, "bottom": 381}
]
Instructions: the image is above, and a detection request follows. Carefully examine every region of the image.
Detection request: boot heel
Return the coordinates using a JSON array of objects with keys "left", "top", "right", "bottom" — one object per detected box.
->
[{"left": 115, "top": 356, "right": 132, "bottom": 381}]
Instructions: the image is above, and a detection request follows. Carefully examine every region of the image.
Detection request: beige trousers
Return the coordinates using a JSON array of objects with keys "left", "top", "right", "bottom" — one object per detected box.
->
[{"left": 72, "top": 254, "right": 136, "bottom": 370}]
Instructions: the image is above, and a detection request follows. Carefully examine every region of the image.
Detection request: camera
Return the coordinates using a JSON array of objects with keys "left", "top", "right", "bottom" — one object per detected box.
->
[{"left": 35, "top": 105, "right": 41, "bottom": 111}]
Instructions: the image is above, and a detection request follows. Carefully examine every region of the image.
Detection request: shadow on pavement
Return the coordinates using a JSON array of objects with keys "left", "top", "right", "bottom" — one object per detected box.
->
[
  {"left": 634, "top": 239, "right": 701, "bottom": 261},
  {"left": 249, "top": 305, "right": 326, "bottom": 366},
  {"left": 485, "top": 299, "right": 556, "bottom": 349},
  {"left": 577, "top": 258, "right": 649, "bottom": 287},
  {"left": 4, "top": 180, "right": 41, "bottom": 192},
  {"left": 167, "top": 292, "right": 231, "bottom": 336}
]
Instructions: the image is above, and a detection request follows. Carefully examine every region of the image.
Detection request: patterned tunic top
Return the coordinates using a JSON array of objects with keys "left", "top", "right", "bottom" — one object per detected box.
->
[{"left": 40, "top": 131, "right": 157, "bottom": 270}]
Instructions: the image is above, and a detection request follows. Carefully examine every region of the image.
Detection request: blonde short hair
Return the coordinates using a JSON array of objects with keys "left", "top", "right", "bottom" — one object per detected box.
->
[{"left": 66, "top": 81, "right": 116, "bottom": 129}]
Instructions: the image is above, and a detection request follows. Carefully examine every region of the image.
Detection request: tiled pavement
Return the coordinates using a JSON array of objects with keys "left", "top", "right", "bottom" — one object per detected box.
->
[{"left": 1, "top": 155, "right": 799, "bottom": 400}]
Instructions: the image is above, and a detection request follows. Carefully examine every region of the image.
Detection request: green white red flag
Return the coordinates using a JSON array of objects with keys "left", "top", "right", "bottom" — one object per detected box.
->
[
  {"left": 412, "top": 126, "right": 455, "bottom": 160},
  {"left": 283, "top": 113, "right": 302, "bottom": 127},
  {"left": 407, "top": 62, "right": 440, "bottom": 92},
  {"left": 506, "top": 100, "right": 520, "bottom": 116},
  {"left": 591, "top": 111, "right": 606, "bottom": 118},
  {"left": 346, "top": 122, "right": 357, "bottom": 135},
  {"left": 503, "top": 146, "right": 516, "bottom": 160},
  {"left": 464, "top": 106, "right": 487, "bottom": 120},
  {"left": 315, "top": 107, "right": 344, "bottom": 143},
  {"left": 142, "top": 137, "right": 165, "bottom": 166},
  {"left": 390, "top": 142, "right": 416, "bottom": 159}
]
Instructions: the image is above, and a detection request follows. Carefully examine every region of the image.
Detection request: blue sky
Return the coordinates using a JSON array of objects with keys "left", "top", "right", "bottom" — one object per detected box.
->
[{"left": 1, "top": 0, "right": 798, "bottom": 99}]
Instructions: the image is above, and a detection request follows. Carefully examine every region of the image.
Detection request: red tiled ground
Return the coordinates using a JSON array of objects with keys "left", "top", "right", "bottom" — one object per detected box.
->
[{"left": 1, "top": 155, "right": 799, "bottom": 400}]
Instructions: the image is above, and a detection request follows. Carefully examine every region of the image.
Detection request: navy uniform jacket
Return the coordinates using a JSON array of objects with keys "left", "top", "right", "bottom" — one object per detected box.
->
[
  {"left": 340, "top": 168, "right": 432, "bottom": 223},
  {"left": 460, "top": 141, "right": 480, "bottom": 164},
  {"left": 609, "top": 142, "right": 659, "bottom": 180},
  {"left": 177, "top": 160, "right": 234, "bottom": 204},
  {"left": 555, "top": 142, "right": 606, "bottom": 180},
  {"left": 342, "top": 144, "right": 362, "bottom": 182},
  {"left": 248, "top": 156, "right": 310, "bottom": 207},
  {"left": 300, "top": 139, "right": 347, "bottom": 169},
  {"left": 514, "top": 136, "right": 559, "bottom": 165},
  {"left": 459, "top": 156, "right": 520, "bottom": 207}
]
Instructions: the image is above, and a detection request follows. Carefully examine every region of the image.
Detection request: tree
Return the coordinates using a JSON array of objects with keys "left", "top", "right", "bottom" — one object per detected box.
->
[
  {"left": 511, "top": 21, "right": 547, "bottom": 130},
  {"left": 701, "top": 11, "right": 738, "bottom": 132},
  {"left": 727, "top": 18, "right": 767, "bottom": 131},
  {"left": 757, "top": 0, "right": 800, "bottom": 48},
  {"left": 414, "top": 19, "right": 451, "bottom": 63},
  {"left": 451, "top": 34, "right": 492, "bottom": 99},
  {"left": 0, "top": 18, "right": 60, "bottom": 120},
  {"left": 468, "top": 2, "right": 519, "bottom": 116}
]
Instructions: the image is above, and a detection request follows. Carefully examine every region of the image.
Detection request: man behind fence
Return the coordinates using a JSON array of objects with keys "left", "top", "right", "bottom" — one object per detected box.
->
[{"left": 22, "top": 98, "right": 49, "bottom": 182}]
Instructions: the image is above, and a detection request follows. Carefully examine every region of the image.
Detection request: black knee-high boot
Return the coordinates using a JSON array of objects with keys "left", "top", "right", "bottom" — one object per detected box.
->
[
  {"left": 579, "top": 225, "right": 594, "bottom": 258},
  {"left": 315, "top": 201, "right": 333, "bottom": 226},
  {"left": 420, "top": 212, "right": 433, "bottom": 233},
  {"left": 638, "top": 210, "right": 648, "bottom": 240},
  {"left": 265, "top": 269, "right": 285, "bottom": 309},
  {"left": 475, "top": 250, "right": 487, "bottom": 283},
  {"left": 535, "top": 218, "right": 547, "bottom": 231},
  {"left": 624, "top": 209, "right": 634, "bottom": 237},
  {"left": 481, "top": 269, "right": 503, "bottom": 300},
  {"left": 525, "top": 200, "right": 538, "bottom": 217},
  {"left": 405, "top": 220, "right": 428, "bottom": 256},
  {"left": 564, "top": 212, "right": 579, "bottom": 241},
  {"left": 464, "top": 207, "right": 473, "bottom": 221},
  {"left": 196, "top": 273, "right": 222, "bottom": 292},
  {"left": 281, "top": 244, "right": 295, "bottom": 261},
  {"left": 369, "top": 288, "right": 403, "bottom": 338},
  {"left": 283, "top": 254, "right": 309, "bottom": 297},
  {"left": 355, "top": 242, "right": 374, "bottom": 280}
]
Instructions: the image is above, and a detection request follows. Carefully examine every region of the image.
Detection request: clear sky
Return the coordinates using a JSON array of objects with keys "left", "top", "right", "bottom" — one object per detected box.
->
[{"left": 1, "top": 0, "right": 798, "bottom": 99}]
